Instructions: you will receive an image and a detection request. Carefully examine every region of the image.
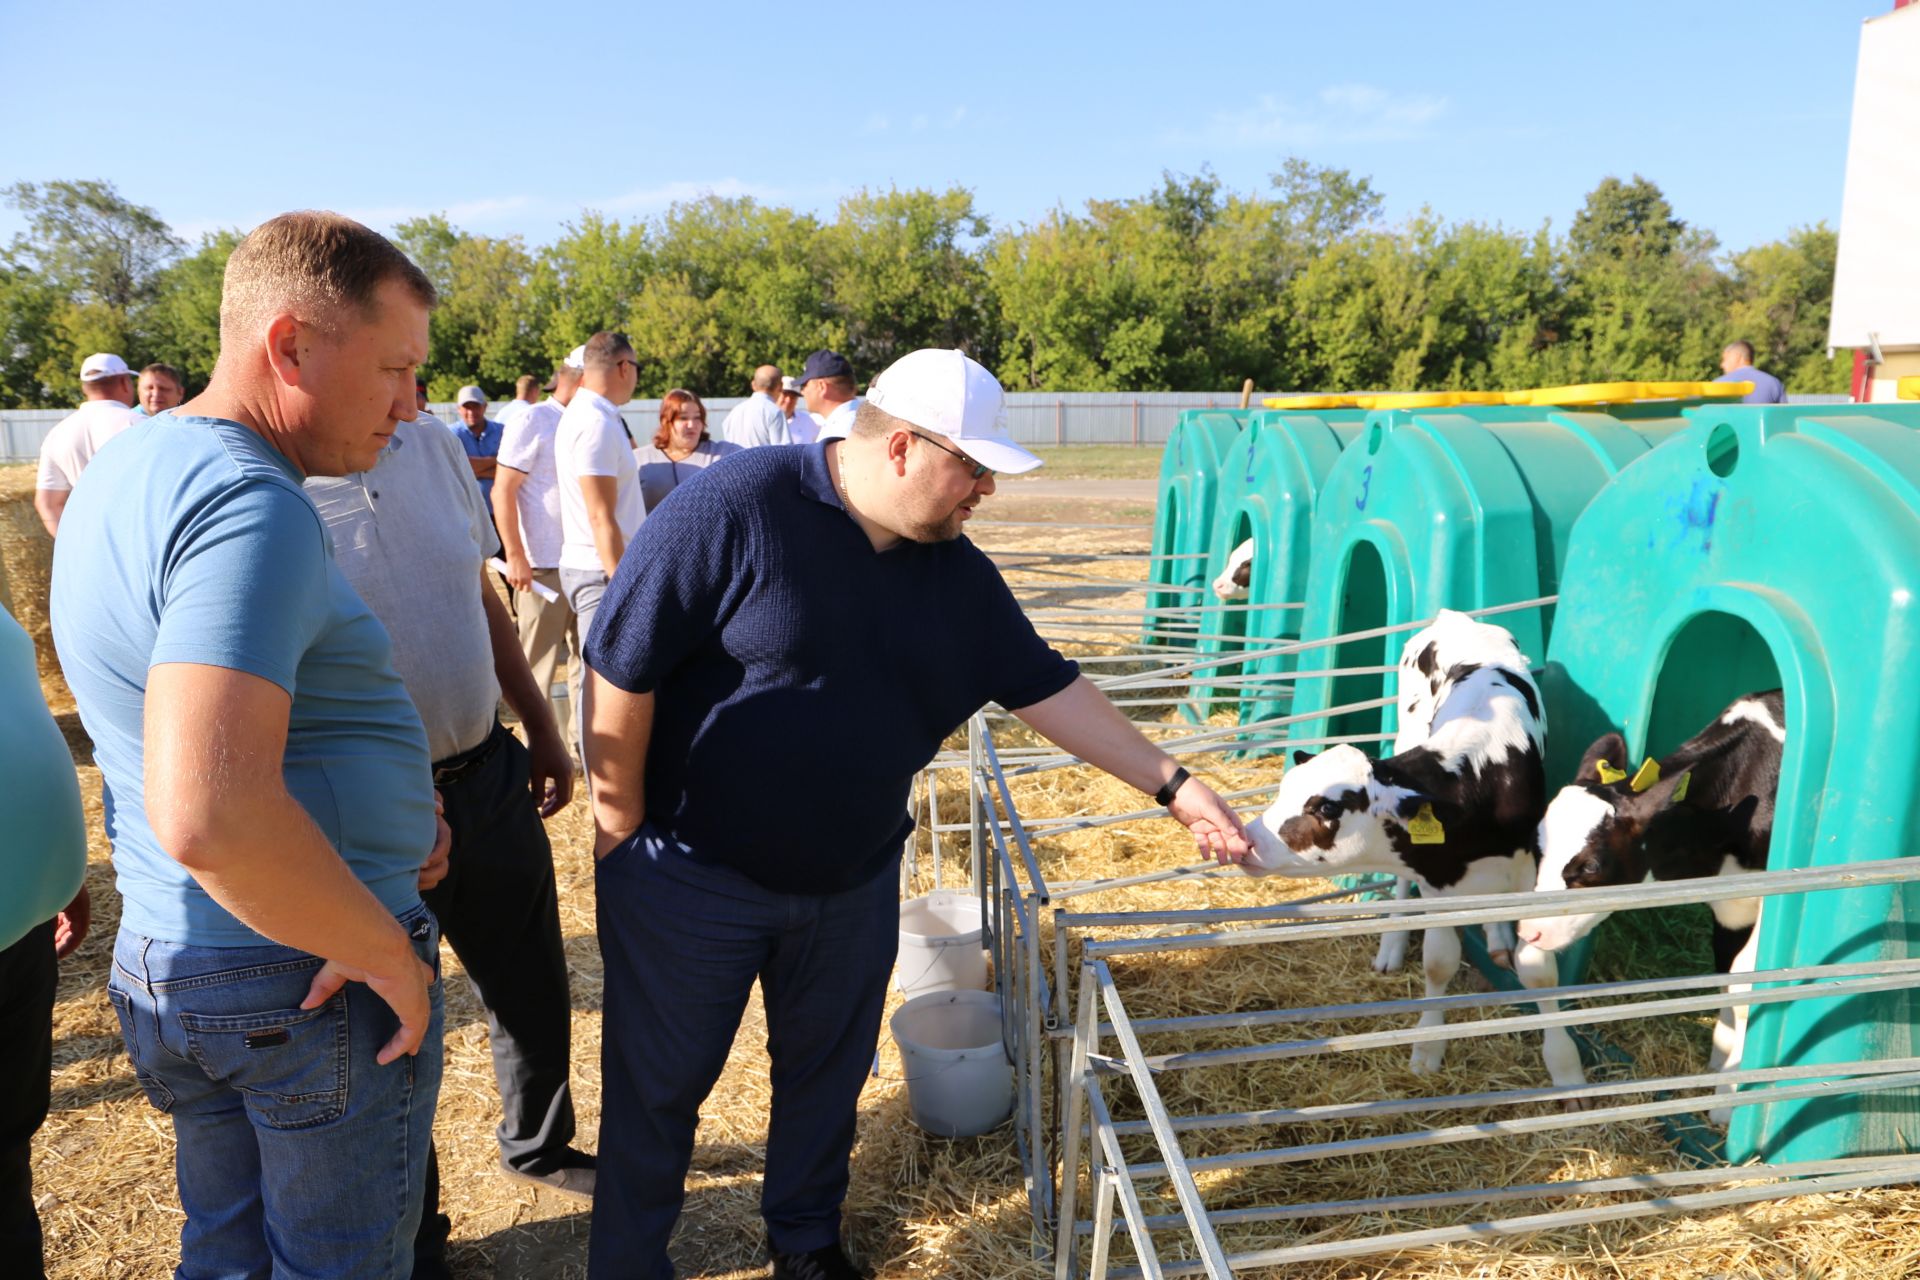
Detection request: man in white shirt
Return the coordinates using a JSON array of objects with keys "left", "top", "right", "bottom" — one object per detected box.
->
[
  {"left": 798, "top": 349, "right": 864, "bottom": 443},
  {"left": 495, "top": 347, "right": 586, "bottom": 719},
  {"left": 719, "top": 364, "right": 788, "bottom": 448},
  {"left": 499, "top": 375, "right": 542, "bottom": 433},
  {"left": 34, "top": 353, "right": 140, "bottom": 537},
  {"left": 555, "top": 332, "right": 643, "bottom": 719},
  {"left": 779, "top": 374, "right": 819, "bottom": 445}
]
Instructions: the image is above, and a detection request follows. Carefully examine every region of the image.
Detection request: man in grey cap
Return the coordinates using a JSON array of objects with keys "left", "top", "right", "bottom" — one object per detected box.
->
[
  {"left": 453, "top": 384, "right": 504, "bottom": 509},
  {"left": 718, "top": 364, "right": 788, "bottom": 448},
  {"left": 34, "top": 352, "right": 139, "bottom": 536}
]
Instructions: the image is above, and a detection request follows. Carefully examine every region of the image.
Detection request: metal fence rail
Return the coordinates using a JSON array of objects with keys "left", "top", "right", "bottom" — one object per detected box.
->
[
  {"left": 0, "top": 392, "right": 1860, "bottom": 463},
  {"left": 913, "top": 516, "right": 1920, "bottom": 1280},
  {"left": 1054, "top": 859, "right": 1920, "bottom": 1278}
]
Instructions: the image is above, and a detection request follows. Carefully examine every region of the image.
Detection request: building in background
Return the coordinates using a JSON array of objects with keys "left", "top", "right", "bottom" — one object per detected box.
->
[{"left": 1828, "top": 1, "right": 1920, "bottom": 403}]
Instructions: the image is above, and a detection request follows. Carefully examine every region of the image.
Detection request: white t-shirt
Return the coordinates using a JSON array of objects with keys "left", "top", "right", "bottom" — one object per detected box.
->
[
  {"left": 719, "top": 391, "right": 789, "bottom": 449},
  {"left": 815, "top": 396, "right": 865, "bottom": 443},
  {"left": 496, "top": 397, "right": 566, "bottom": 569},
  {"left": 787, "top": 408, "right": 820, "bottom": 446},
  {"left": 36, "top": 399, "right": 141, "bottom": 491},
  {"left": 556, "top": 388, "right": 644, "bottom": 574}
]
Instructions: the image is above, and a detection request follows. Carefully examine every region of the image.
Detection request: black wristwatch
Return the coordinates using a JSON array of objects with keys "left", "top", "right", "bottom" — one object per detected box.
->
[{"left": 1153, "top": 766, "right": 1190, "bottom": 808}]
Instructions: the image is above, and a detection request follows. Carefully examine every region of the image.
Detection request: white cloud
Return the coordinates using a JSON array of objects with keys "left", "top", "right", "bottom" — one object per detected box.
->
[
  {"left": 592, "top": 178, "right": 781, "bottom": 213},
  {"left": 910, "top": 113, "right": 930, "bottom": 132},
  {"left": 1172, "top": 83, "right": 1448, "bottom": 149},
  {"left": 863, "top": 112, "right": 890, "bottom": 133},
  {"left": 948, "top": 106, "right": 967, "bottom": 127}
]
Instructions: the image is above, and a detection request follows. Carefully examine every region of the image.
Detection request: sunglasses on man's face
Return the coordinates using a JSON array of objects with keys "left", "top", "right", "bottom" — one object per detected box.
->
[{"left": 911, "top": 431, "right": 993, "bottom": 481}]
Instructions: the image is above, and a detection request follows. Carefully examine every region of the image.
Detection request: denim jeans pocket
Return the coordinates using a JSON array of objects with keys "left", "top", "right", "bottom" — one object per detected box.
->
[
  {"left": 177, "top": 995, "right": 350, "bottom": 1130},
  {"left": 105, "top": 985, "right": 176, "bottom": 1113}
]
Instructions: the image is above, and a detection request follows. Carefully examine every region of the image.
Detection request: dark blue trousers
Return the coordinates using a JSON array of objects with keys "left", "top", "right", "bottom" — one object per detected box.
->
[{"left": 588, "top": 828, "right": 899, "bottom": 1280}]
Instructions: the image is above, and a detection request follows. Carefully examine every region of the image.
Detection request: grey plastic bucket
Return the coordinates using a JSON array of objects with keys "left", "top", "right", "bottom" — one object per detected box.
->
[
  {"left": 895, "top": 890, "right": 988, "bottom": 995},
  {"left": 888, "top": 989, "right": 1014, "bottom": 1138}
]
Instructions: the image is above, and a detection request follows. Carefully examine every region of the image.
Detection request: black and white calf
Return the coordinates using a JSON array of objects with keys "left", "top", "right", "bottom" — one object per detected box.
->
[
  {"left": 1374, "top": 610, "right": 1535, "bottom": 973},
  {"left": 1212, "top": 538, "right": 1255, "bottom": 602},
  {"left": 1248, "top": 611, "right": 1584, "bottom": 1090},
  {"left": 1518, "top": 690, "right": 1784, "bottom": 1119}
]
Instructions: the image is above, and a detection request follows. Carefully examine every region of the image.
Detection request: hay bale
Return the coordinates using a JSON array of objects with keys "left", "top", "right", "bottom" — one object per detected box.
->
[{"left": 0, "top": 463, "right": 66, "bottom": 704}]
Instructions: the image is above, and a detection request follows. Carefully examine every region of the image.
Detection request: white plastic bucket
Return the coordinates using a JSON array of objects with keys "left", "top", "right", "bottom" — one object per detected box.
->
[
  {"left": 889, "top": 989, "right": 1014, "bottom": 1138},
  {"left": 895, "top": 891, "right": 987, "bottom": 996}
]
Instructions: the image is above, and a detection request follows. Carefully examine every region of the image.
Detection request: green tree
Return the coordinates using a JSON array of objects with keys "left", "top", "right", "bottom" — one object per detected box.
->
[
  {"left": 4, "top": 179, "right": 182, "bottom": 312},
  {"left": 1562, "top": 175, "right": 1726, "bottom": 381},
  {"left": 1725, "top": 223, "right": 1849, "bottom": 392},
  {"left": 140, "top": 230, "right": 242, "bottom": 391},
  {"left": 0, "top": 254, "right": 64, "bottom": 406},
  {"left": 817, "top": 186, "right": 997, "bottom": 380},
  {"left": 646, "top": 196, "right": 827, "bottom": 392},
  {"left": 529, "top": 212, "right": 652, "bottom": 361}
]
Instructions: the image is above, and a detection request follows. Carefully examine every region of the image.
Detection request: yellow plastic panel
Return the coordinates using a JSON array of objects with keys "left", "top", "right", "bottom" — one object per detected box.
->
[{"left": 1262, "top": 394, "right": 1362, "bottom": 410}]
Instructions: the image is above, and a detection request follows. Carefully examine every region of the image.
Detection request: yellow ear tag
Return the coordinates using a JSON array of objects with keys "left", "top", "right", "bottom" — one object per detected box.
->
[
  {"left": 1629, "top": 758, "right": 1661, "bottom": 793},
  {"left": 1595, "top": 759, "right": 1627, "bottom": 786},
  {"left": 1672, "top": 772, "right": 1690, "bottom": 803},
  {"left": 1408, "top": 803, "right": 1446, "bottom": 845}
]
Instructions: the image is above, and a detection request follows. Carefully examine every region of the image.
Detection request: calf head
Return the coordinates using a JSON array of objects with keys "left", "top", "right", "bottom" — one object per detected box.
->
[
  {"left": 1518, "top": 731, "right": 1691, "bottom": 951},
  {"left": 1250, "top": 745, "right": 1428, "bottom": 877},
  {"left": 1212, "top": 540, "right": 1255, "bottom": 602}
]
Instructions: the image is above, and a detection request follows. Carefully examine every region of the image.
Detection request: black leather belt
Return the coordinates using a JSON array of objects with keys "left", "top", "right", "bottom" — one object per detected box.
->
[{"left": 432, "top": 722, "right": 504, "bottom": 786}]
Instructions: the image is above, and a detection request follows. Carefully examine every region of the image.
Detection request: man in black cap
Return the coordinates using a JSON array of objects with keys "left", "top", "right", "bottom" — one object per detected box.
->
[{"left": 797, "top": 350, "right": 861, "bottom": 442}]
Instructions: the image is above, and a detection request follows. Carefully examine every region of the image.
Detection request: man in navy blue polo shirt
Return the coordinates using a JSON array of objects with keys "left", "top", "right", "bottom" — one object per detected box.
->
[{"left": 579, "top": 348, "right": 1251, "bottom": 1280}]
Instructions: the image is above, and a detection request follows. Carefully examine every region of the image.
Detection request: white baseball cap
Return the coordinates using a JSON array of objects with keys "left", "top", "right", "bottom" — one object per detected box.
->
[
  {"left": 780, "top": 375, "right": 803, "bottom": 394},
  {"left": 80, "top": 352, "right": 131, "bottom": 382},
  {"left": 866, "top": 348, "right": 1041, "bottom": 476},
  {"left": 455, "top": 385, "right": 487, "bottom": 407},
  {"left": 565, "top": 345, "right": 587, "bottom": 370}
]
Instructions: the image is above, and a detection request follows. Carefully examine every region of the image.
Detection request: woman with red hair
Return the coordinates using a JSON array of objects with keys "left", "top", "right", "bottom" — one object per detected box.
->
[{"left": 635, "top": 388, "right": 743, "bottom": 512}]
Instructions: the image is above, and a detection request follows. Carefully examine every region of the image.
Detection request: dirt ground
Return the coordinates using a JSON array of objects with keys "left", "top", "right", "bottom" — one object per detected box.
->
[
  {"left": 17, "top": 466, "right": 1920, "bottom": 1280},
  {"left": 14, "top": 480, "right": 1149, "bottom": 1280}
]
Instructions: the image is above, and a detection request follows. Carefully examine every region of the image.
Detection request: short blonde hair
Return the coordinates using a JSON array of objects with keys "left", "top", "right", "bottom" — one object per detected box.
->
[{"left": 219, "top": 211, "right": 436, "bottom": 350}]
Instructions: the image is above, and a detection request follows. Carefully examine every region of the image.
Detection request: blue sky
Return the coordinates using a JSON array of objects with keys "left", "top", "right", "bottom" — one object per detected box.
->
[{"left": 0, "top": 0, "right": 1883, "bottom": 257}]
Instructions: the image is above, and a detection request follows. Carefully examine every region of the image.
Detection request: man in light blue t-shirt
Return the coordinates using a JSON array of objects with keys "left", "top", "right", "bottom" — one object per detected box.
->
[
  {"left": 51, "top": 211, "right": 450, "bottom": 1279},
  {"left": 1715, "top": 339, "right": 1787, "bottom": 404}
]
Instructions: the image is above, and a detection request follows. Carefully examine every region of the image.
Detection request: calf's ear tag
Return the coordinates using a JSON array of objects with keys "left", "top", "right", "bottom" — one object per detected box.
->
[
  {"left": 1629, "top": 758, "right": 1661, "bottom": 793},
  {"left": 1408, "top": 803, "right": 1446, "bottom": 844},
  {"left": 1595, "top": 758, "right": 1628, "bottom": 786},
  {"left": 1672, "top": 772, "right": 1691, "bottom": 803}
]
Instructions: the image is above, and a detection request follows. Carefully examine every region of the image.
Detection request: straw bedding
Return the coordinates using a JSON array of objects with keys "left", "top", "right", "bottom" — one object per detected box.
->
[{"left": 12, "top": 477, "right": 1919, "bottom": 1278}]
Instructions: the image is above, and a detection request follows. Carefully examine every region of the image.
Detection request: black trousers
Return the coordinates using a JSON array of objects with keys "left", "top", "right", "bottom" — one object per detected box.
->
[
  {"left": 0, "top": 919, "right": 56, "bottom": 1280},
  {"left": 414, "top": 724, "right": 576, "bottom": 1270}
]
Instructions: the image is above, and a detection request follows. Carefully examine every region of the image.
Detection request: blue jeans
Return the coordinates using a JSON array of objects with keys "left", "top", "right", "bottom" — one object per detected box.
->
[
  {"left": 107, "top": 904, "right": 445, "bottom": 1280},
  {"left": 588, "top": 828, "right": 900, "bottom": 1279}
]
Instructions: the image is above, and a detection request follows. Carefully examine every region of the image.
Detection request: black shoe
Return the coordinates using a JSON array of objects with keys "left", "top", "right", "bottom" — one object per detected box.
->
[
  {"left": 500, "top": 1148, "right": 597, "bottom": 1199},
  {"left": 769, "top": 1240, "right": 868, "bottom": 1280}
]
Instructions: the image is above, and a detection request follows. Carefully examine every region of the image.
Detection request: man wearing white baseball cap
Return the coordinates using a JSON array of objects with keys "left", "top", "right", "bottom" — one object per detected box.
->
[
  {"left": 495, "top": 345, "right": 588, "bottom": 724},
  {"left": 452, "top": 384, "right": 504, "bottom": 510},
  {"left": 34, "top": 353, "right": 140, "bottom": 536},
  {"left": 579, "top": 347, "right": 1251, "bottom": 1279}
]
